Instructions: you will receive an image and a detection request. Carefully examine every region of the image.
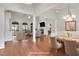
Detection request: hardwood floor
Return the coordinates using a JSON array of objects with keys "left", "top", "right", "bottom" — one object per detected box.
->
[{"left": 0, "top": 36, "right": 66, "bottom": 56}]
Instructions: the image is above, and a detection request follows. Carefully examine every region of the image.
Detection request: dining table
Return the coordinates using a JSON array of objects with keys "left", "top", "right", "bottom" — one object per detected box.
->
[{"left": 55, "top": 35, "right": 79, "bottom": 48}]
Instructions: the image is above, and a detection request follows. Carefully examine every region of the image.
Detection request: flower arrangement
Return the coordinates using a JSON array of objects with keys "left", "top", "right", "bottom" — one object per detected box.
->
[{"left": 67, "top": 32, "right": 72, "bottom": 37}]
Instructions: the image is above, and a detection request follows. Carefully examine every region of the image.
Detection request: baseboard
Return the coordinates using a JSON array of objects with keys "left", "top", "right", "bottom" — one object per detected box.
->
[
  {"left": 5, "top": 38, "right": 13, "bottom": 42},
  {"left": 0, "top": 40, "right": 13, "bottom": 49},
  {"left": 0, "top": 45, "right": 5, "bottom": 49}
]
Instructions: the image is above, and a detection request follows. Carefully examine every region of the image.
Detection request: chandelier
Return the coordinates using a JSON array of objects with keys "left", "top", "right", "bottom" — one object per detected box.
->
[{"left": 63, "top": 4, "right": 76, "bottom": 21}]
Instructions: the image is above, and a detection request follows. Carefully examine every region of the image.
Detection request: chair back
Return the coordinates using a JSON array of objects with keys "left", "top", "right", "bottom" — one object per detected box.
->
[
  {"left": 50, "top": 37, "right": 58, "bottom": 49},
  {"left": 64, "top": 40, "right": 78, "bottom": 56},
  {"left": 16, "top": 31, "right": 26, "bottom": 40}
]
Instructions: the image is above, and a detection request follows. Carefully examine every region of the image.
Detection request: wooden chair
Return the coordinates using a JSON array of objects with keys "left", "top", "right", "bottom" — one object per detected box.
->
[
  {"left": 50, "top": 37, "right": 63, "bottom": 52},
  {"left": 64, "top": 40, "right": 79, "bottom": 56},
  {"left": 16, "top": 31, "right": 26, "bottom": 41}
]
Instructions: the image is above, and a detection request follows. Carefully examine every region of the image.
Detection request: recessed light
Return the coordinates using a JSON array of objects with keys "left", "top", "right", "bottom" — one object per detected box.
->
[{"left": 28, "top": 16, "right": 31, "bottom": 19}]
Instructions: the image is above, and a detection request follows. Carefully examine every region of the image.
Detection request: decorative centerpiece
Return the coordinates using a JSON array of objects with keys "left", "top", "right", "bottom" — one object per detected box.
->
[{"left": 67, "top": 32, "right": 72, "bottom": 37}]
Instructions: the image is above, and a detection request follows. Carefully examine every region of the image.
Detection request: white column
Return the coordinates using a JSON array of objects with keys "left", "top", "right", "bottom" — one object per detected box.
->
[
  {"left": 55, "top": 20, "right": 57, "bottom": 33},
  {"left": 0, "top": 7, "right": 5, "bottom": 49},
  {"left": 33, "top": 15, "right": 36, "bottom": 42}
]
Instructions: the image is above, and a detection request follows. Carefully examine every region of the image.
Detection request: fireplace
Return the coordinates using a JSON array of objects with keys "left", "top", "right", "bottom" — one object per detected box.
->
[{"left": 40, "top": 29, "right": 44, "bottom": 34}]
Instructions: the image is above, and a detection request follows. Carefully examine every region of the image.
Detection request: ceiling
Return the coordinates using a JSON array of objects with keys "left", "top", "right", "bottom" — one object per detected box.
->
[
  {"left": 30, "top": 3, "right": 79, "bottom": 19},
  {"left": 31, "top": 3, "right": 79, "bottom": 15},
  {"left": 4, "top": 3, "right": 79, "bottom": 20}
]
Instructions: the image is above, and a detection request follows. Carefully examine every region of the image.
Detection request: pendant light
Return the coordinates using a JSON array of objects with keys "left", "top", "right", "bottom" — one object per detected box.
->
[{"left": 63, "top": 4, "right": 76, "bottom": 21}]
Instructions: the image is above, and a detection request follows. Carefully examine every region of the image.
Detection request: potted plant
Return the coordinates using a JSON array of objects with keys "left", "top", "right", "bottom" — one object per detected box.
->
[{"left": 67, "top": 32, "right": 72, "bottom": 37}]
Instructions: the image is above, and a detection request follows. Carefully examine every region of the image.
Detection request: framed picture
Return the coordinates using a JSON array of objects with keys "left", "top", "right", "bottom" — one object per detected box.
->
[{"left": 65, "top": 21, "right": 76, "bottom": 31}]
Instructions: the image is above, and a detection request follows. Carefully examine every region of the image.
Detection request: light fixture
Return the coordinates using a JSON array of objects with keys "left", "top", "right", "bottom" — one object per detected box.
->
[
  {"left": 72, "top": 14, "right": 76, "bottom": 18},
  {"left": 63, "top": 4, "right": 76, "bottom": 21},
  {"left": 28, "top": 16, "right": 31, "bottom": 19},
  {"left": 63, "top": 16, "right": 66, "bottom": 19}
]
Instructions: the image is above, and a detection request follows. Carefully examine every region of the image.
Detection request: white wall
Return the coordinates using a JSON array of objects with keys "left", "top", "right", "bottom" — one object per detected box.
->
[
  {"left": 5, "top": 11, "right": 13, "bottom": 41},
  {"left": 36, "top": 16, "right": 55, "bottom": 35}
]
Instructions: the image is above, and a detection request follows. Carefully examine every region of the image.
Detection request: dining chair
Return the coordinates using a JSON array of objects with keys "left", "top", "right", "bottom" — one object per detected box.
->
[
  {"left": 50, "top": 37, "right": 63, "bottom": 52},
  {"left": 16, "top": 31, "right": 26, "bottom": 41},
  {"left": 64, "top": 40, "right": 79, "bottom": 56}
]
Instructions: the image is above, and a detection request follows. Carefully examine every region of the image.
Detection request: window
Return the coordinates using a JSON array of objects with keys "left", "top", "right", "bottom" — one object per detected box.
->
[
  {"left": 22, "top": 22, "right": 28, "bottom": 31},
  {"left": 11, "top": 21, "right": 19, "bottom": 31}
]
